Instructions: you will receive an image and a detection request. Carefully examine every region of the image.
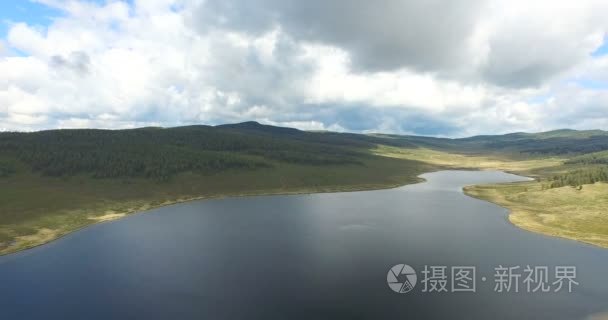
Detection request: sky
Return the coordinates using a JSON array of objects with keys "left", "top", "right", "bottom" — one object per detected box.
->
[{"left": 1, "top": 0, "right": 608, "bottom": 137}]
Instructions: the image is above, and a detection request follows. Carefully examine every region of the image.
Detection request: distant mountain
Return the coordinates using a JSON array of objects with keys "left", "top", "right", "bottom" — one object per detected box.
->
[
  {"left": 461, "top": 129, "right": 607, "bottom": 141},
  {"left": 523, "top": 129, "right": 608, "bottom": 139},
  {"left": 217, "top": 121, "right": 303, "bottom": 136},
  {"left": 382, "top": 129, "right": 608, "bottom": 155},
  {"left": 457, "top": 129, "right": 608, "bottom": 155}
]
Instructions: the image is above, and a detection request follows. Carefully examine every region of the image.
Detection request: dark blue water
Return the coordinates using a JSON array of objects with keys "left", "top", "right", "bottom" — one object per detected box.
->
[{"left": 1, "top": 171, "right": 607, "bottom": 319}]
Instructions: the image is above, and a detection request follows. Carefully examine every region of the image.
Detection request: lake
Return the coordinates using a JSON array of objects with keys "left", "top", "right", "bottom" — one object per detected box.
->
[{"left": 1, "top": 170, "right": 607, "bottom": 319}]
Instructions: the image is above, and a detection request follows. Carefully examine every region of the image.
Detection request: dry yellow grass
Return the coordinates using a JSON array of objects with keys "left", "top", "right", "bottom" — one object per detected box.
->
[
  {"left": 588, "top": 312, "right": 608, "bottom": 320},
  {"left": 88, "top": 211, "right": 127, "bottom": 222},
  {"left": 465, "top": 182, "right": 608, "bottom": 248},
  {"left": 373, "top": 145, "right": 563, "bottom": 173},
  {"left": 8, "top": 228, "right": 63, "bottom": 252}
]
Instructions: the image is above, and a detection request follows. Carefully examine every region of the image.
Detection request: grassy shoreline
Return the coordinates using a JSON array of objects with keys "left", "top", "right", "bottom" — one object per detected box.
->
[
  {"left": 464, "top": 181, "right": 608, "bottom": 249},
  {"left": 0, "top": 156, "right": 433, "bottom": 256},
  {"left": 0, "top": 178, "right": 427, "bottom": 257}
]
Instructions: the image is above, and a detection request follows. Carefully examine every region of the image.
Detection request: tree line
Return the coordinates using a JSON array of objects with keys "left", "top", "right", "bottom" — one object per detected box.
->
[
  {"left": 544, "top": 166, "right": 608, "bottom": 189},
  {"left": 564, "top": 151, "right": 608, "bottom": 165}
]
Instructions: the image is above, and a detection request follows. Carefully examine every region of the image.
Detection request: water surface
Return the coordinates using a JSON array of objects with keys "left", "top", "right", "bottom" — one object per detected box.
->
[{"left": 1, "top": 171, "right": 606, "bottom": 319}]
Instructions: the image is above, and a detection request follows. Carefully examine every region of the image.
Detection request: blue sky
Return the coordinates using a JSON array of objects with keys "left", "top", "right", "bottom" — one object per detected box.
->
[
  {"left": 592, "top": 36, "right": 608, "bottom": 57},
  {"left": 0, "top": 1, "right": 60, "bottom": 37},
  {"left": 1, "top": 1, "right": 131, "bottom": 36},
  {"left": 576, "top": 79, "right": 608, "bottom": 90}
]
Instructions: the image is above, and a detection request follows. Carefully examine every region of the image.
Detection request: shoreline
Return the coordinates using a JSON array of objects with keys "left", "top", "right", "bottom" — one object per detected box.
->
[
  {"left": 0, "top": 178, "right": 426, "bottom": 257},
  {"left": 463, "top": 181, "right": 608, "bottom": 249},
  {"left": 3, "top": 168, "right": 606, "bottom": 257}
]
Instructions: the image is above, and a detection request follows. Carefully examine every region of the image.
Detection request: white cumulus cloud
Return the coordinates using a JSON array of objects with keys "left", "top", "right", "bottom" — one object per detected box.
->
[{"left": 0, "top": 0, "right": 606, "bottom": 135}]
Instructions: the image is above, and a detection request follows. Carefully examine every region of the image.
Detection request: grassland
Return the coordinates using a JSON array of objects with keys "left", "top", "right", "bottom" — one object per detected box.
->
[
  {"left": 465, "top": 182, "right": 608, "bottom": 248},
  {"left": 373, "top": 145, "right": 564, "bottom": 173},
  {"left": 0, "top": 156, "right": 434, "bottom": 255}
]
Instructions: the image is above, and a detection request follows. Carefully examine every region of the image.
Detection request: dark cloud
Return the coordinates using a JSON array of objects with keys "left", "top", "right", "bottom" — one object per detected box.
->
[
  {"left": 194, "top": 0, "right": 485, "bottom": 73},
  {"left": 50, "top": 51, "right": 91, "bottom": 75},
  {"left": 479, "top": 23, "right": 588, "bottom": 88},
  {"left": 192, "top": 0, "right": 607, "bottom": 90},
  {"left": 482, "top": 63, "right": 562, "bottom": 88},
  {"left": 200, "top": 31, "right": 315, "bottom": 110}
]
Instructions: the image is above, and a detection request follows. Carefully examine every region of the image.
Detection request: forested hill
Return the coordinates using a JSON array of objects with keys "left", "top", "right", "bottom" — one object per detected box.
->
[
  {"left": 1, "top": 122, "right": 608, "bottom": 182},
  {"left": 0, "top": 122, "right": 420, "bottom": 181}
]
